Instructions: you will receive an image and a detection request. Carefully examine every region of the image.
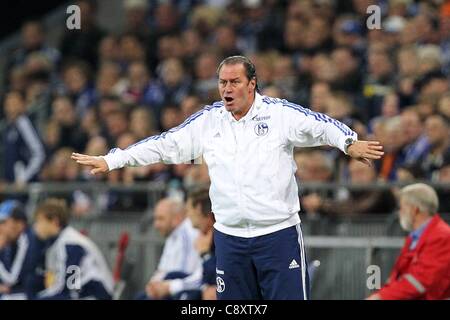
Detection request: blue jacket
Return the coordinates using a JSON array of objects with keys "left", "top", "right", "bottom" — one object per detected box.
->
[
  {"left": 0, "top": 227, "right": 46, "bottom": 298},
  {"left": 2, "top": 115, "right": 45, "bottom": 183}
]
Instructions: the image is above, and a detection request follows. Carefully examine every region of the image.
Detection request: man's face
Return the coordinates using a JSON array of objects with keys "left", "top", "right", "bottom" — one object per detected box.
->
[
  {"left": 425, "top": 117, "right": 448, "bottom": 145},
  {"left": 439, "top": 165, "right": 450, "bottom": 182},
  {"left": 1, "top": 218, "right": 24, "bottom": 243},
  {"left": 398, "top": 197, "right": 415, "bottom": 232},
  {"left": 33, "top": 214, "right": 57, "bottom": 240},
  {"left": 186, "top": 199, "right": 204, "bottom": 232},
  {"left": 218, "top": 64, "right": 256, "bottom": 117},
  {"left": 349, "top": 160, "right": 376, "bottom": 184},
  {"left": 153, "top": 202, "right": 173, "bottom": 237},
  {"left": 64, "top": 67, "right": 88, "bottom": 94},
  {"left": 22, "top": 23, "right": 43, "bottom": 50},
  {"left": 4, "top": 92, "right": 25, "bottom": 121},
  {"left": 401, "top": 111, "right": 422, "bottom": 143},
  {"left": 128, "top": 63, "right": 149, "bottom": 90},
  {"left": 0, "top": 221, "right": 8, "bottom": 244}
]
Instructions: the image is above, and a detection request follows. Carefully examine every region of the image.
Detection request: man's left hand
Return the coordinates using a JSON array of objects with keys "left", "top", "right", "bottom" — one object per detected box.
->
[
  {"left": 149, "top": 281, "right": 171, "bottom": 299},
  {"left": 347, "top": 141, "right": 384, "bottom": 166},
  {"left": 0, "top": 284, "right": 10, "bottom": 294}
]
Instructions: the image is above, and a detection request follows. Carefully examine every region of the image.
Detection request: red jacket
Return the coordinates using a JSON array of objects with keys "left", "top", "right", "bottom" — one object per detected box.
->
[{"left": 377, "top": 214, "right": 450, "bottom": 300}]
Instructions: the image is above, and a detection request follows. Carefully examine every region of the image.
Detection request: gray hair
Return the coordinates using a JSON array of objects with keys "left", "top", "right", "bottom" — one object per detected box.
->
[
  {"left": 400, "top": 183, "right": 439, "bottom": 215},
  {"left": 217, "top": 55, "right": 259, "bottom": 92}
]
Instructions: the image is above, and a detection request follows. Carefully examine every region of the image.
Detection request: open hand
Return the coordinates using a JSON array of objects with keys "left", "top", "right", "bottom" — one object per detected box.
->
[
  {"left": 347, "top": 141, "right": 384, "bottom": 166},
  {"left": 71, "top": 152, "right": 109, "bottom": 175}
]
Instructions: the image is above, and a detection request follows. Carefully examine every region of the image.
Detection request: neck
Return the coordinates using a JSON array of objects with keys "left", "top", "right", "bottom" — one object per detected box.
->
[
  {"left": 413, "top": 214, "right": 432, "bottom": 231},
  {"left": 231, "top": 93, "right": 256, "bottom": 121}
]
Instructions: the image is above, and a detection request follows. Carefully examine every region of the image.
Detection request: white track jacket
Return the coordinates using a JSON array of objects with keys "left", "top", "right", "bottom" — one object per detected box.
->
[{"left": 103, "top": 93, "right": 357, "bottom": 238}]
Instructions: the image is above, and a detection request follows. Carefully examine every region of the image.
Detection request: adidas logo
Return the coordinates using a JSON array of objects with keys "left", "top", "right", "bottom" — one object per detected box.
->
[
  {"left": 289, "top": 259, "right": 300, "bottom": 269},
  {"left": 214, "top": 132, "right": 221, "bottom": 138},
  {"left": 216, "top": 268, "right": 225, "bottom": 275}
]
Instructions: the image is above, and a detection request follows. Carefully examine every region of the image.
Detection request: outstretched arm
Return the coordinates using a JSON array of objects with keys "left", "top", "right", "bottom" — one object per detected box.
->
[
  {"left": 72, "top": 106, "right": 212, "bottom": 175},
  {"left": 282, "top": 101, "right": 383, "bottom": 165}
]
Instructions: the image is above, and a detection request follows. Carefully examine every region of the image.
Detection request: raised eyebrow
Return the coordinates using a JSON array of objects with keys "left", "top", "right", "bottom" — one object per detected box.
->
[{"left": 219, "top": 77, "right": 240, "bottom": 82}]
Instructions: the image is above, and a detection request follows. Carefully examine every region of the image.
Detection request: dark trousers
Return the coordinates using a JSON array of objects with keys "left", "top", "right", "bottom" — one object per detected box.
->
[{"left": 214, "top": 224, "right": 310, "bottom": 300}]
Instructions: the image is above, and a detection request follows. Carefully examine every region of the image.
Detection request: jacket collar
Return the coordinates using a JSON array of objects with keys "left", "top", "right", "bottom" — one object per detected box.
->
[
  {"left": 408, "top": 214, "right": 443, "bottom": 250},
  {"left": 223, "top": 92, "right": 263, "bottom": 123}
]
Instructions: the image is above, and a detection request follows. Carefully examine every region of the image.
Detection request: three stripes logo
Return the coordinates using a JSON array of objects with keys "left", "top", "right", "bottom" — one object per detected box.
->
[{"left": 289, "top": 259, "right": 300, "bottom": 269}]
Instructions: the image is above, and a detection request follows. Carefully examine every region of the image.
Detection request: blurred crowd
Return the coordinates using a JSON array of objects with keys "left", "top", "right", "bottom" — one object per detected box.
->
[{"left": 0, "top": 0, "right": 449, "bottom": 216}]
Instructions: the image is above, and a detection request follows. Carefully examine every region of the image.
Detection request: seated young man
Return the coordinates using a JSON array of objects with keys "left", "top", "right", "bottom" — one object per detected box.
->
[
  {"left": 0, "top": 200, "right": 45, "bottom": 300},
  {"left": 186, "top": 188, "right": 217, "bottom": 300},
  {"left": 33, "top": 198, "right": 114, "bottom": 300}
]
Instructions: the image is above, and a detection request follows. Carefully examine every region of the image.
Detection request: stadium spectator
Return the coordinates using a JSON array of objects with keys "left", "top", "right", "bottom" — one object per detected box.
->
[
  {"left": 303, "top": 158, "right": 396, "bottom": 216},
  {"left": 309, "top": 81, "right": 332, "bottom": 113},
  {"left": 60, "top": 60, "right": 96, "bottom": 118},
  {"left": 50, "top": 96, "right": 88, "bottom": 153},
  {"left": 377, "top": 116, "right": 406, "bottom": 181},
  {"left": 420, "top": 114, "right": 450, "bottom": 180},
  {"left": 139, "top": 197, "right": 202, "bottom": 300},
  {"left": 121, "top": 61, "right": 164, "bottom": 114},
  {"left": 24, "top": 55, "right": 54, "bottom": 136},
  {"left": 158, "top": 58, "right": 192, "bottom": 106},
  {"left": 368, "top": 183, "right": 450, "bottom": 300},
  {"left": 193, "top": 52, "right": 220, "bottom": 101},
  {"left": 396, "top": 163, "right": 426, "bottom": 183},
  {"left": 98, "top": 35, "right": 120, "bottom": 65},
  {"left": 6, "top": 20, "right": 60, "bottom": 75},
  {"left": 399, "top": 108, "right": 430, "bottom": 166},
  {"left": 122, "top": 0, "right": 150, "bottom": 38},
  {"left": 180, "top": 95, "right": 202, "bottom": 120},
  {"left": 214, "top": 24, "right": 241, "bottom": 58},
  {"left": 364, "top": 47, "right": 396, "bottom": 119},
  {"left": 437, "top": 92, "right": 450, "bottom": 119},
  {"left": 271, "top": 55, "right": 301, "bottom": 102},
  {"left": 180, "top": 29, "right": 203, "bottom": 74},
  {"left": 1, "top": 91, "right": 45, "bottom": 185},
  {"left": 0, "top": 200, "right": 45, "bottom": 299},
  {"left": 160, "top": 105, "right": 183, "bottom": 132},
  {"left": 437, "top": 151, "right": 450, "bottom": 214},
  {"left": 330, "top": 46, "right": 363, "bottom": 95},
  {"left": 103, "top": 110, "right": 129, "bottom": 146},
  {"left": 40, "top": 147, "right": 79, "bottom": 182},
  {"left": 33, "top": 198, "right": 114, "bottom": 299},
  {"left": 95, "top": 61, "right": 127, "bottom": 98},
  {"left": 299, "top": 150, "right": 337, "bottom": 217},
  {"left": 128, "top": 107, "right": 156, "bottom": 140},
  {"left": 118, "top": 33, "right": 147, "bottom": 68}
]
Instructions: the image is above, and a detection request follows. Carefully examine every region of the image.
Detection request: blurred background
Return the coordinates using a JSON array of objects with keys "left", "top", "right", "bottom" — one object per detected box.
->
[{"left": 0, "top": 0, "right": 449, "bottom": 299}]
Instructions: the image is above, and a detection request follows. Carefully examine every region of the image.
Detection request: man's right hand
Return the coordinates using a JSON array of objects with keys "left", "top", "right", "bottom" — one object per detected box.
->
[{"left": 71, "top": 153, "right": 109, "bottom": 175}]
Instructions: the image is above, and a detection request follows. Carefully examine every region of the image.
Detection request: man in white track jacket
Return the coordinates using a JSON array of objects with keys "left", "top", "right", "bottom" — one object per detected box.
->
[{"left": 72, "top": 56, "right": 384, "bottom": 300}]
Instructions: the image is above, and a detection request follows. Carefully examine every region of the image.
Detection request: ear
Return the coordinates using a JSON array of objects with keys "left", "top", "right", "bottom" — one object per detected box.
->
[
  {"left": 412, "top": 205, "right": 420, "bottom": 217},
  {"left": 248, "top": 78, "right": 256, "bottom": 91}
]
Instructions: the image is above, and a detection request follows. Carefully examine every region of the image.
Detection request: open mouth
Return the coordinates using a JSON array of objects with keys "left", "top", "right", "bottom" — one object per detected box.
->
[{"left": 224, "top": 97, "right": 234, "bottom": 103}]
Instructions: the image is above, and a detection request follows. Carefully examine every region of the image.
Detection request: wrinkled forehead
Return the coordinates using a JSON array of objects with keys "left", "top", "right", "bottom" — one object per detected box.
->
[{"left": 218, "top": 63, "right": 247, "bottom": 80}]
